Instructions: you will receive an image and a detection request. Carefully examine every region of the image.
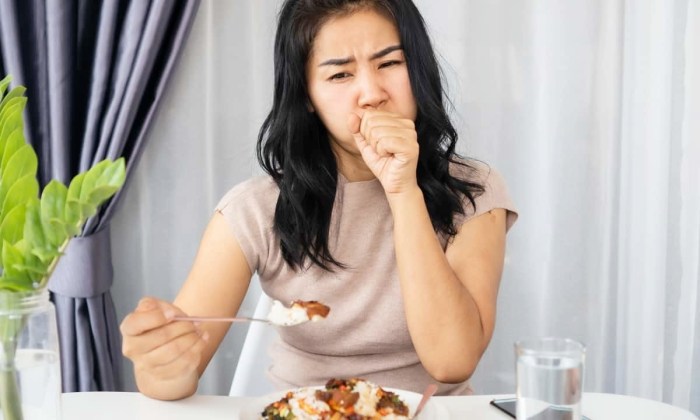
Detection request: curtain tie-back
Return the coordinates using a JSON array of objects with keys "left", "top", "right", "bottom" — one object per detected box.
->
[{"left": 48, "top": 226, "right": 114, "bottom": 298}]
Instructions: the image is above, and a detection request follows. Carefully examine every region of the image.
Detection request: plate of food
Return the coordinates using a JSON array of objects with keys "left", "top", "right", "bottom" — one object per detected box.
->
[{"left": 240, "top": 377, "right": 450, "bottom": 419}]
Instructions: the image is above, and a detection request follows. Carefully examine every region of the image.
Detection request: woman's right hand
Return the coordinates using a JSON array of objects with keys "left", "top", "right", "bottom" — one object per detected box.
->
[{"left": 120, "top": 297, "right": 209, "bottom": 400}]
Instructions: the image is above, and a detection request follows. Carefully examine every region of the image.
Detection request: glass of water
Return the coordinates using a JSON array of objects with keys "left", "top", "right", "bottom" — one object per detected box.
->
[{"left": 515, "top": 337, "right": 585, "bottom": 420}]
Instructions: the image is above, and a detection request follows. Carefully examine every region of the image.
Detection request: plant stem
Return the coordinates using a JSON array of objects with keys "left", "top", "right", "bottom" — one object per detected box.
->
[
  {"left": 38, "top": 237, "right": 71, "bottom": 290},
  {"left": 0, "top": 328, "right": 23, "bottom": 420},
  {"left": 0, "top": 233, "right": 71, "bottom": 419},
  {"left": 0, "top": 293, "right": 28, "bottom": 420}
]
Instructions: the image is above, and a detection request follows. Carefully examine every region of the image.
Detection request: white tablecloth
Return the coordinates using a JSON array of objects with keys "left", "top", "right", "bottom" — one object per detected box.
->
[{"left": 61, "top": 391, "right": 699, "bottom": 419}]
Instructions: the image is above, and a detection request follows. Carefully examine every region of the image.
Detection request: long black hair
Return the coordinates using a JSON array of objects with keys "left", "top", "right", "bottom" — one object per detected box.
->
[{"left": 257, "top": 0, "right": 485, "bottom": 271}]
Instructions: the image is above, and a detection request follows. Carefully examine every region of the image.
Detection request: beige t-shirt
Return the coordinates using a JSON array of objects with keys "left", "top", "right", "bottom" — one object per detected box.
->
[{"left": 215, "top": 161, "right": 518, "bottom": 396}]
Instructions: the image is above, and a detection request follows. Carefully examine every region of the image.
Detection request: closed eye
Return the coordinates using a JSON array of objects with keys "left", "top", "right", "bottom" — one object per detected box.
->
[
  {"left": 329, "top": 72, "right": 352, "bottom": 81},
  {"left": 379, "top": 60, "right": 402, "bottom": 69}
]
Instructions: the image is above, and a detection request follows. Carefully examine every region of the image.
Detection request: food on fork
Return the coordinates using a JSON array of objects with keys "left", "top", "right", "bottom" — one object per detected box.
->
[
  {"left": 267, "top": 300, "right": 331, "bottom": 326},
  {"left": 260, "top": 378, "right": 410, "bottom": 420}
]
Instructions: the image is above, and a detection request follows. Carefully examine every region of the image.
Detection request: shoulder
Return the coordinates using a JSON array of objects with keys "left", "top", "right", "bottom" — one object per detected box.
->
[
  {"left": 449, "top": 158, "right": 518, "bottom": 231},
  {"left": 215, "top": 175, "right": 279, "bottom": 231},
  {"left": 448, "top": 157, "right": 492, "bottom": 185},
  {"left": 214, "top": 175, "right": 279, "bottom": 273},
  {"left": 215, "top": 175, "right": 279, "bottom": 214}
]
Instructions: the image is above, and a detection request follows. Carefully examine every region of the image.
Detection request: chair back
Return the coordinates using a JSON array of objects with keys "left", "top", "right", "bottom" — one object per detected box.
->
[{"left": 229, "top": 293, "right": 278, "bottom": 396}]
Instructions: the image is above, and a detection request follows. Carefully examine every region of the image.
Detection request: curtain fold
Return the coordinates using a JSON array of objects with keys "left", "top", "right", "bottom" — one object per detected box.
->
[{"left": 0, "top": 0, "right": 201, "bottom": 392}]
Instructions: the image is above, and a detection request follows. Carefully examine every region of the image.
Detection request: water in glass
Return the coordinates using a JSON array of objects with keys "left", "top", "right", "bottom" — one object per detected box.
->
[
  {"left": 0, "top": 290, "right": 62, "bottom": 420},
  {"left": 515, "top": 338, "right": 585, "bottom": 420}
]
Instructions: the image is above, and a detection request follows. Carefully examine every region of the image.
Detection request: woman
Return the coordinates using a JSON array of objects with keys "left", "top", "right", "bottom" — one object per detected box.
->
[{"left": 120, "top": 0, "right": 517, "bottom": 400}]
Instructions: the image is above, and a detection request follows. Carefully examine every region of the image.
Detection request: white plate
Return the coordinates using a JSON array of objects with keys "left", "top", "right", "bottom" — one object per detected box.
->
[{"left": 240, "top": 387, "right": 450, "bottom": 420}]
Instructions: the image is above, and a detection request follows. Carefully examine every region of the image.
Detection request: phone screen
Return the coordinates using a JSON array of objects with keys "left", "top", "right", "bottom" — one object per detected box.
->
[{"left": 490, "top": 398, "right": 591, "bottom": 420}]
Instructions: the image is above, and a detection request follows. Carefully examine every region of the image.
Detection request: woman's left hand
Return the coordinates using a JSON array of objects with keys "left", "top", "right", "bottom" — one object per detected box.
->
[{"left": 348, "top": 110, "right": 419, "bottom": 195}]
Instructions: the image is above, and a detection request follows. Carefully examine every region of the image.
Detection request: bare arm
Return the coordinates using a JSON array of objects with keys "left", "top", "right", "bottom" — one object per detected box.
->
[
  {"left": 350, "top": 110, "right": 507, "bottom": 383},
  {"left": 121, "top": 212, "right": 252, "bottom": 400},
  {"left": 389, "top": 188, "right": 507, "bottom": 383},
  {"left": 173, "top": 212, "right": 253, "bottom": 376}
]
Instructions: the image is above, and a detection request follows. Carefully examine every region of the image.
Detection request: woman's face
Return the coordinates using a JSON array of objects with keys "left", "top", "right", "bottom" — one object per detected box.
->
[{"left": 306, "top": 8, "right": 417, "bottom": 157}]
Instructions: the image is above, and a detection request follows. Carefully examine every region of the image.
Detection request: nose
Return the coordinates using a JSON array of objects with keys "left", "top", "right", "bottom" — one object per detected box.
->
[{"left": 357, "top": 70, "right": 388, "bottom": 109}]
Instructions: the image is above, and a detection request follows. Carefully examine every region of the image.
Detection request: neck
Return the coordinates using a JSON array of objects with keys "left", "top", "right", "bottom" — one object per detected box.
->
[{"left": 331, "top": 142, "right": 375, "bottom": 182}]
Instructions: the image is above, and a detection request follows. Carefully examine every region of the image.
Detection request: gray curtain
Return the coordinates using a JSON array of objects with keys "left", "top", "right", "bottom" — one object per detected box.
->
[{"left": 0, "top": 0, "right": 200, "bottom": 392}]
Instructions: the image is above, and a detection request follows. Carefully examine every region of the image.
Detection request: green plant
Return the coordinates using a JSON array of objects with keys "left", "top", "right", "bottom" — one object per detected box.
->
[{"left": 0, "top": 74, "right": 126, "bottom": 420}]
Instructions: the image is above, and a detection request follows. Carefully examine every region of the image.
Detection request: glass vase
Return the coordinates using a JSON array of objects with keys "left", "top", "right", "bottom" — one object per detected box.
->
[{"left": 0, "top": 290, "right": 61, "bottom": 420}]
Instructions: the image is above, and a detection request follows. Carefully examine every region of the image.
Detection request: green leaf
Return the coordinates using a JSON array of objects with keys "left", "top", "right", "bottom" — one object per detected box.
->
[
  {"left": 0, "top": 124, "right": 22, "bottom": 162},
  {"left": 95, "top": 158, "right": 126, "bottom": 188},
  {"left": 12, "top": 263, "right": 47, "bottom": 276},
  {"left": 1, "top": 174, "right": 39, "bottom": 219},
  {"left": 65, "top": 173, "right": 86, "bottom": 229},
  {"left": 12, "top": 238, "right": 27, "bottom": 253},
  {"left": 0, "top": 275, "right": 30, "bottom": 292},
  {"left": 79, "top": 202, "right": 97, "bottom": 221},
  {"left": 24, "top": 198, "right": 47, "bottom": 250},
  {"left": 2, "top": 240, "right": 30, "bottom": 283},
  {"left": 0, "top": 99, "right": 27, "bottom": 144},
  {"left": 2, "top": 143, "right": 38, "bottom": 187},
  {"left": 87, "top": 158, "right": 125, "bottom": 205},
  {"left": 0, "top": 85, "right": 26, "bottom": 112},
  {"left": 0, "top": 75, "right": 11, "bottom": 101},
  {"left": 0, "top": 128, "right": 27, "bottom": 207},
  {"left": 22, "top": 244, "right": 50, "bottom": 283},
  {"left": 40, "top": 180, "right": 69, "bottom": 247},
  {"left": 0, "top": 119, "right": 24, "bottom": 171},
  {"left": 66, "top": 172, "right": 85, "bottom": 203},
  {"left": 0, "top": 204, "right": 26, "bottom": 260},
  {"left": 49, "top": 217, "right": 80, "bottom": 237},
  {"left": 87, "top": 185, "right": 120, "bottom": 205},
  {"left": 0, "top": 96, "right": 24, "bottom": 121},
  {"left": 64, "top": 199, "right": 82, "bottom": 230},
  {"left": 0, "top": 108, "right": 25, "bottom": 147},
  {"left": 0, "top": 130, "right": 25, "bottom": 176},
  {"left": 0, "top": 80, "right": 131, "bottom": 291},
  {"left": 65, "top": 200, "right": 98, "bottom": 229},
  {"left": 79, "top": 160, "right": 110, "bottom": 203},
  {"left": 31, "top": 247, "right": 61, "bottom": 264}
]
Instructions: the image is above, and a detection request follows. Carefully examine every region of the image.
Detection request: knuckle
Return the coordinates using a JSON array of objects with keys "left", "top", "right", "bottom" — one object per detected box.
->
[
  {"left": 119, "top": 315, "right": 133, "bottom": 335},
  {"left": 367, "top": 126, "right": 376, "bottom": 140},
  {"left": 169, "top": 336, "right": 188, "bottom": 355},
  {"left": 154, "top": 325, "right": 173, "bottom": 344},
  {"left": 184, "top": 349, "right": 201, "bottom": 367},
  {"left": 122, "top": 343, "right": 133, "bottom": 358},
  {"left": 177, "top": 332, "right": 198, "bottom": 352}
]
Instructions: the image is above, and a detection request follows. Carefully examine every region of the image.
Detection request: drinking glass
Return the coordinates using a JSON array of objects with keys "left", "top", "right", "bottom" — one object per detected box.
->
[
  {"left": 515, "top": 337, "right": 585, "bottom": 420},
  {"left": 0, "top": 289, "right": 62, "bottom": 420}
]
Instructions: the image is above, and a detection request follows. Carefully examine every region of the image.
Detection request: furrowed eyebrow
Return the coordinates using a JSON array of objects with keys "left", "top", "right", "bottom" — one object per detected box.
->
[
  {"left": 370, "top": 44, "right": 402, "bottom": 60},
  {"left": 317, "top": 44, "right": 403, "bottom": 67}
]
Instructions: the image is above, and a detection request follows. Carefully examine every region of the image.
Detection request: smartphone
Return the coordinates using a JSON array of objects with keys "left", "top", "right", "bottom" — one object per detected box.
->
[{"left": 490, "top": 398, "right": 591, "bottom": 420}]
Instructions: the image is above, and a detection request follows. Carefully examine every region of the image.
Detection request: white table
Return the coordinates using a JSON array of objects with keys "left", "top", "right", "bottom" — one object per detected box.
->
[
  {"left": 62, "top": 391, "right": 699, "bottom": 419},
  {"left": 62, "top": 392, "right": 698, "bottom": 420}
]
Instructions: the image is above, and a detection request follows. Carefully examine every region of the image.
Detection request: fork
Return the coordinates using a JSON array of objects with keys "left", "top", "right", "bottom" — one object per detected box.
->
[
  {"left": 413, "top": 383, "right": 438, "bottom": 419},
  {"left": 172, "top": 316, "right": 271, "bottom": 324}
]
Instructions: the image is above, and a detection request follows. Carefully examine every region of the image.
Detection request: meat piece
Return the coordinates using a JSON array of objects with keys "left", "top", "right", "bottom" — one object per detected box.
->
[{"left": 292, "top": 300, "right": 331, "bottom": 319}]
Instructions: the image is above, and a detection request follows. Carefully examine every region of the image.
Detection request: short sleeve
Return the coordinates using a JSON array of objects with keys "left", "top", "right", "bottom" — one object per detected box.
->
[
  {"left": 214, "top": 176, "right": 278, "bottom": 274},
  {"left": 454, "top": 162, "right": 518, "bottom": 232}
]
